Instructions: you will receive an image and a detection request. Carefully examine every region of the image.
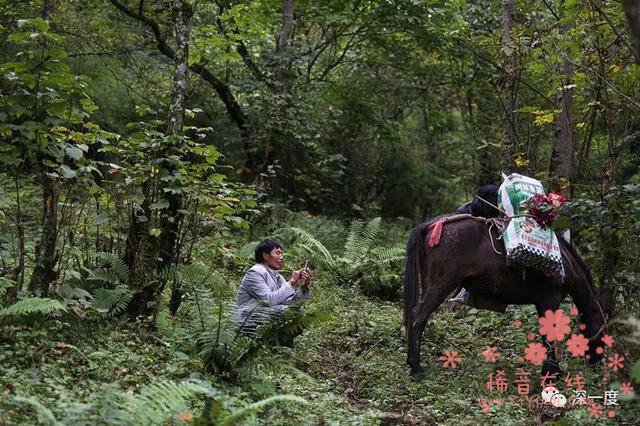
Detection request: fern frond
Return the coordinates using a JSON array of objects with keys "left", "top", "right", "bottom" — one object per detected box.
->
[
  {"left": 158, "top": 265, "right": 185, "bottom": 286},
  {"left": 96, "top": 252, "right": 130, "bottom": 283},
  {"left": 279, "top": 227, "right": 334, "bottom": 269},
  {"left": 219, "top": 395, "right": 307, "bottom": 425},
  {"left": 91, "top": 287, "right": 132, "bottom": 316},
  {"left": 87, "top": 269, "right": 120, "bottom": 286},
  {"left": 368, "top": 246, "right": 405, "bottom": 265},
  {"left": 342, "top": 217, "right": 381, "bottom": 261},
  {"left": 0, "top": 297, "right": 67, "bottom": 318},
  {"left": 0, "top": 276, "right": 15, "bottom": 299},
  {"left": 343, "top": 219, "right": 364, "bottom": 260},
  {"left": 238, "top": 241, "right": 260, "bottom": 262},
  {"left": 154, "top": 308, "right": 175, "bottom": 337},
  {"left": 129, "top": 379, "right": 218, "bottom": 425},
  {"left": 11, "top": 396, "right": 62, "bottom": 426}
]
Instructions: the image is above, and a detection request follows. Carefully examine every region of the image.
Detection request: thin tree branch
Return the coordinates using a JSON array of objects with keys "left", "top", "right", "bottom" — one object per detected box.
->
[
  {"left": 557, "top": 50, "right": 640, "bottom": 109},
  {"left": 213, "top": 0, "right": 274, "bottom": 88},
  {"left": 589, "top": 0, "right": 640, "bottom": 63},
  {"left": 108, "top": 0, "right": 256, "bottom": 167}
]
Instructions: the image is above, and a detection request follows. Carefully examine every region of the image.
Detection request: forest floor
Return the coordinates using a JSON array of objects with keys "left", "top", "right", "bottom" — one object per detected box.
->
[{"left": 2, "top": 274, "right": 638, "bottom": 425}]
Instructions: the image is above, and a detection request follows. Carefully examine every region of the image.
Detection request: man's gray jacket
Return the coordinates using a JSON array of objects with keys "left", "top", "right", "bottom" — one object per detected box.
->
[{"left": 234, "top": 263, "right": 309, "bottom": 332}]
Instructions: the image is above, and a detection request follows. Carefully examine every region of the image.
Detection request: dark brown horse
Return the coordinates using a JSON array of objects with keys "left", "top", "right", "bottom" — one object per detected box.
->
[{"left": 403, "top": 215, "right": 610, "bottom": 377}]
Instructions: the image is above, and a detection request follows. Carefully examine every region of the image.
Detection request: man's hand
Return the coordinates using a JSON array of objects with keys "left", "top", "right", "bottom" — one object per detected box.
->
[{"left": 289, "top": 268, "right": 312, "bottom": 288}]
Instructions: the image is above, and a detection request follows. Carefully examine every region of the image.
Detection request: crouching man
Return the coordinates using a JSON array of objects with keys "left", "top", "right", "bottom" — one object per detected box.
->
[{"left": 235, "top": 239, "right": 311, "bottom": 347}]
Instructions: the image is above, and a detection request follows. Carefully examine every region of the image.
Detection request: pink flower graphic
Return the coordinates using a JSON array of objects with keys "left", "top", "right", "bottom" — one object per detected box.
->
[
  {"left": 596, "top": 347, "right": 604, "bottom": 354},
  {"left": 524, "top": 342, "right": 548, "bottom": 365},
  {"left": 601, "top": 334, "right": 614, "bottom": 348},
  {"left": 566, "top": 333, "right": 589, "bottom": 357},
  {"left": 513, "top": 320, "right": 522, "bottom": 328},
  {"left": 439, "top": 350, "right": 461, "bottom": 369},
  {"left": 527, "top": 332, "right": 536, "bottom": 341},
  {"left": 608, "top": 410, "right": 616, "bottom": 418},
  {"left": 607, "top": 353, "right": 624, "bottom": 371},
  {"left": 482, "top": 346, "right": 501, "bottom": 363},
  {"left": 587, "top": 403, "right": 603, "bottom": 419},
  {"left": 621, "top": 382, "right": 634, "bottom": 395},
  {"left": 569, "top": 306, "right": 579, "bottom": 316},
  {"left": 538, "top": 309, "right": 571, "bottom": 342},
  {"left": 579, "top": 323, "right": 586, "bottom": 330}
]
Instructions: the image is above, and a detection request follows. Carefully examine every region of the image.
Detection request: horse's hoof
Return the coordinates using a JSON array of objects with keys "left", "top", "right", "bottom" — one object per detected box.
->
[
  {"left": 541, "top": 361, "right": 563, "bottom": 380},
  {"left": 410, "top": 367, "right": 425, "bottom": 379}
]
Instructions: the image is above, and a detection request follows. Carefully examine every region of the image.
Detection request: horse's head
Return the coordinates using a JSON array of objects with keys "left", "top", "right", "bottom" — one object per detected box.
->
[
  {"left": 470, "top": 184, "right": 500, "bottom": 218},
  {"left": 598, "top": 288, "right": 613, "bottom": 319},
  {"left": 586, "top": 288, "right": 614, "bottom": 365}
]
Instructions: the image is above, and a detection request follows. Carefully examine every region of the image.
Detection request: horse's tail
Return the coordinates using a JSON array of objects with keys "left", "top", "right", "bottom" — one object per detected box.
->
[{"left": 403, "top": 221, "right": 431, "bottom": 334}]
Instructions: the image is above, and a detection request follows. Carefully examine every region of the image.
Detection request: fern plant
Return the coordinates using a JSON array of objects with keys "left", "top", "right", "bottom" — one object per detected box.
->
[
  {"left": 59, "top": 252, "right": 133, "bottom": 318},
  {"left": 0, "top": 276, "right": 14, "bottom": 299},
  {"left": 11, "top": 378, "right": 305, "bottom": 426},
  {"left": 0, "top": 297, "right": 67, "bottom": 319},
  {"left": 152, "top": 263, "right": 261, "bottom": 377},
  {"left": 0, "top": 276, "right": 68, "bottom": 325},
  {"left": 200, "top": 394, "right": 307, "bottom": 425},
  {"left": 279, "top": 217, "right": 405, "bottom": 294}
]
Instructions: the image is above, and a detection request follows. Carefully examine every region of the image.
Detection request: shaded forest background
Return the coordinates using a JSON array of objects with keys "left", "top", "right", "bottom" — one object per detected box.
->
[{"left": 1, "top": 0, "right": 640, "bottom": 424}]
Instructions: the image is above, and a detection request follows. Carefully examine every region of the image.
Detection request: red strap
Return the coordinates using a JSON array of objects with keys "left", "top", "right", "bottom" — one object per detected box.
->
[{"left": 428, "top": 219, "right": 444, "bottom": 247}]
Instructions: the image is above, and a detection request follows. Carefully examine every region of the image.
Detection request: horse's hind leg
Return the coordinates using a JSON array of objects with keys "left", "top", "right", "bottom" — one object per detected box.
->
[{"left": 407, "top": 279, "right": 458, "bottom": 377}]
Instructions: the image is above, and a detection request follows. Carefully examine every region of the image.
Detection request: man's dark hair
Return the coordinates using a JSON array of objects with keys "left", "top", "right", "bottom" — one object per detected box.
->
[
  {"left": 456, "top": 184, "right": 500, "bottom": 218},
  {"left": 254, "top": 239, "right": 282, "bottom": 263}
]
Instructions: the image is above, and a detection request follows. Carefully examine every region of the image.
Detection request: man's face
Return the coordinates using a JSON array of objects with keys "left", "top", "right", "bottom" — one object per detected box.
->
[{"left": 263, "top": 247, "right": 284, "bottom": 269}]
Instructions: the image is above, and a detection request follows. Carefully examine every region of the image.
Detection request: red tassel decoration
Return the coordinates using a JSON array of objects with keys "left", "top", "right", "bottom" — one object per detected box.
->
[{"left": 428, "top": 220, "right": 444, "bottom": 247}]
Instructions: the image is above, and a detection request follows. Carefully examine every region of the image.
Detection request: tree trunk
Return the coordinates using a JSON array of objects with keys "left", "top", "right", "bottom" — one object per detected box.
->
[
  {"left": 43, "top": 0, "right": 57, "bottom": 20},
  {"left": 28, "top": 0, "right": 59, "bottom": 296},
  {"left": 623, "top": 0, "right": 640, "bottom": 58},
  {"left": 28, "top": 175, "right": 59, "bottom": 296},
  {"left": 267, "top": 0, "right": 296, "bottom": 198},
  {"left": 600, "top": 119, "right": 619, "bottom": 310},
  {"left": 124, "top": 182, "right": 153, "bottom": 318},
  {"left": 12, "top": 172, "right": 25, "bottom": 297},
  {"left": 501, "top": 0, "right": 519, "bottom": 172},
  {"left": 128, "top": 0, "right": 191, "bottom": 318},
  {"left": 549, "top": 70, "right": 574, "bottom": 198},
  {"left": 275, "top": 0, "right": 294, "bottom": 95},
  {"left": 549, "top": 1, "right": 574, "bottom": 199},
  {"left": 165, "top": 0, "right": 191, "bottom": 315}
]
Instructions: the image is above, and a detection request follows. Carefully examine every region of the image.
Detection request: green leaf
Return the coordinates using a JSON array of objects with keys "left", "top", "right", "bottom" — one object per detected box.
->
[
  {"left": 17, "top": 18, "right": 49, "bottom": 33},
  {"left": 60, "top": 164, "right": 76, "bottom": 179},
  {"left": 214, "top": 205, "right": 235, "bottom": 216},
  {"left": 150, "top": 199, "right": 169, "bottom": 210},
  {"left": 79, "top": 98, "right": 98, "bottom": 115},
  {"left": 65, "top": 145, "right": 83, "bottom": 160},
  {"left": 47, "top": 102, "right": 68, "bottom": 117},
  {"left": 32, "top": 18, "right": 50, "bottom": 32}
]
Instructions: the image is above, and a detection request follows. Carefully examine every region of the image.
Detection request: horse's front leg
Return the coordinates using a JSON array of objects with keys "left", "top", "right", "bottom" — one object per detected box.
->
[{"left": 535, "top": 295, "right": 563, "bottom": 383}]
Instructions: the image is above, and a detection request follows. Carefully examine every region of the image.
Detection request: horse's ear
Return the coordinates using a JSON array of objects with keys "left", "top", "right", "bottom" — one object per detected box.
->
[{"left": 598, "top": 288, "right": 614, "bottom": 319}]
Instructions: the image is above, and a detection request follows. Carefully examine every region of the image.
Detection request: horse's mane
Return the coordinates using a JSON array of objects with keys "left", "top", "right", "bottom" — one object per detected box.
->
[{"left": 558, "top": 236, "right": 596, "bottom": 293}]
